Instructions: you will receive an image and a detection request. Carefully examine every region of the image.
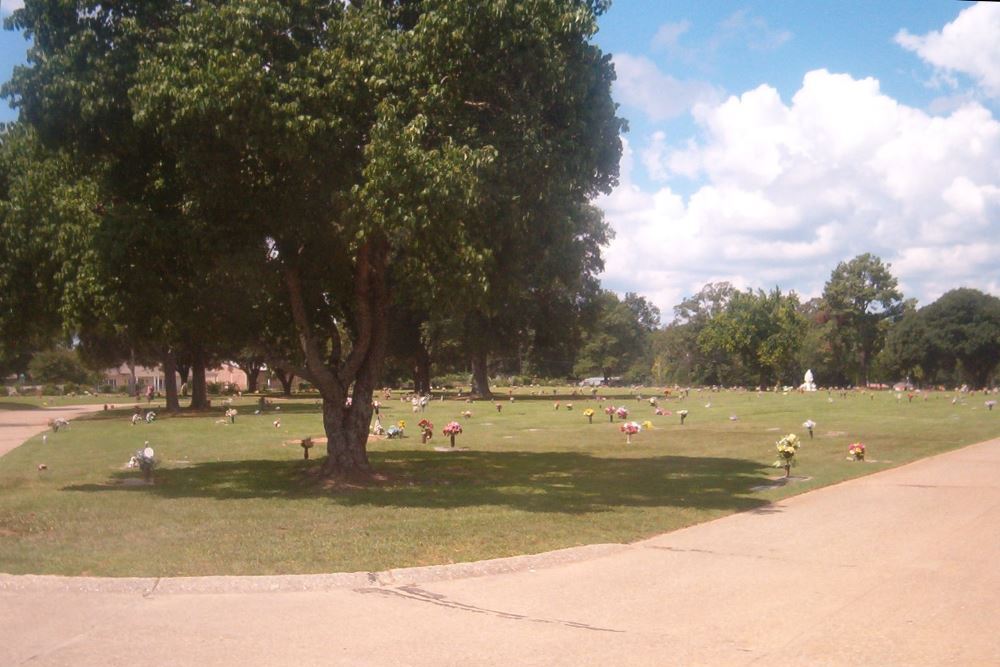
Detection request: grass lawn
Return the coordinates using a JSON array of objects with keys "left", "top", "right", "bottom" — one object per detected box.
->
[{"left": 1, "top": 387, "right": 997, "bottom": 577}]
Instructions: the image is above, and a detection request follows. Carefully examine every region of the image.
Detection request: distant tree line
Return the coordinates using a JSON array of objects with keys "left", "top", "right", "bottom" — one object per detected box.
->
[{"left": 647, "top": 254, "right": 999, "bottom": 390}]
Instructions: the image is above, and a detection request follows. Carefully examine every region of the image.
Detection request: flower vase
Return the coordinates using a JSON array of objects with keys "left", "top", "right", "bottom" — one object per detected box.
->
[
  {"left": 680, "top": 414, "right": 686, "bottom": 425},
  {"left": 421, "top": 432, "right": 427, "bottom": 444},
  {"left": 450, "top": 434, "right": 456, "bottom": 448},
  {"left": 626, "top": 434, "right": 631, "bottom": 445},
  {"left": 784, "top": 463, "right": 791, "bottom": 478},
  {"left": 588, "top": 415, "right": 593, "bottom": 424},
  {"left": 808, "top": 428, "right": 813, "bottom": 439},
  {"left": 609, "top": 414, "right": 614, "bottom": 423}
]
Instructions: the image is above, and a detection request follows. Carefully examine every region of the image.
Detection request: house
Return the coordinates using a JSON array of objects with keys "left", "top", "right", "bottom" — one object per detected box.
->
[{"left": 103, "top": 362, "right": 261, "bottom": 393}]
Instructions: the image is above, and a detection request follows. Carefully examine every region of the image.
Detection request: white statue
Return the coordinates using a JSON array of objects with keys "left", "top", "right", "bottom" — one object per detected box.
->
[{"left": 802, "top": 369, "right": 817, "bottom": 392}]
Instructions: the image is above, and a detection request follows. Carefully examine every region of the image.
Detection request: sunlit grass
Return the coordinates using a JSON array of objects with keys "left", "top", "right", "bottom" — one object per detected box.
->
[{"left": 0, "top": 387, "right": 996, "bottom": 576}]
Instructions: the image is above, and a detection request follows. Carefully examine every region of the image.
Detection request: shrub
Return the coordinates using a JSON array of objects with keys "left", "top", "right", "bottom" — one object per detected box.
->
[
  {"left": 28, "top": 349, "right": 92, "bottom": 384},
  {"left": 41, "top": 384, "right": 62, "bottom": 396}
]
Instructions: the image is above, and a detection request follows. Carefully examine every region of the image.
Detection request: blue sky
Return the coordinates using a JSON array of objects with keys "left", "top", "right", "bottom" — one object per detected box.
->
[
  {"left": 2, "top": 1, "right": 999, "bottom": 316},
  {"left": 592, "top": 1, "right": 1000, "bottom": 315}
]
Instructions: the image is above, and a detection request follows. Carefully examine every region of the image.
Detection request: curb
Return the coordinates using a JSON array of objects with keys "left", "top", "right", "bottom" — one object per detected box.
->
[{"left": 0, "top": 543, "right": 627, "bottom": 595}]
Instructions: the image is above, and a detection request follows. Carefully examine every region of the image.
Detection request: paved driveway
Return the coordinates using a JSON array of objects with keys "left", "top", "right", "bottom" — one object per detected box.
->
[
  {"left": 0, "top": 404, "right": 106, "bottom": 458},
  {"left": 1, "top": 429, "right": 998, "bottom": 665}
]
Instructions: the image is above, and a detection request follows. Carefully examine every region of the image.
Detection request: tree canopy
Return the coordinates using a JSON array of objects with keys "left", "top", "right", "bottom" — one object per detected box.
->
[{"left": 4, "top": 0, "right": 623, "bottom": 474}]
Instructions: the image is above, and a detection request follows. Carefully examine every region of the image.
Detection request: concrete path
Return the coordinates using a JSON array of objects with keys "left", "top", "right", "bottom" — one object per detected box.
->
[
  {"left": 2, "top": 437, "right": 999, "bottom": 665},
  {"left": 0, "top": 403, "right": 107, "bottom": 458}
]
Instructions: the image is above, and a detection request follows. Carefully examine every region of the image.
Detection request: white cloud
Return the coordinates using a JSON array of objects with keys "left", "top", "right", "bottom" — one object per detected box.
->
[
  {"left": 651, "top": 20, "right": 691, "bottom": 54},
  {"left": 598, "top": 69, "right": 1000, "bottom": 315},
  {"left": 716, "top": 9, "right": 792, "bottom": 52},
  {"left": 896, "top": 2, "right": 1000, "bottom": 98},
  {"left": 0, "top": 0, "right": 24, "bottom": 14},
  {"left": 612, "top": 54, "right": 721, "bottom": 122}
]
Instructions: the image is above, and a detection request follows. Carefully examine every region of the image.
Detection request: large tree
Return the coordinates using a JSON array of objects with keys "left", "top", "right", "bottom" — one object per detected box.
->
[
  {"left": 573, "top": 290, "right": 651, "bottom": 383},
  {"left": 7, "top": 1, "right": 621, "bottom": 475},
  {"left": 820, "top": 253, "right": 904, "bottom": 386},
  {"left": 920, "top": 288, "right": 1000, "bottom": 388},
  {"left": 649, "top": 282, "right": 737, "bottom": 386},
  {"left": 698, "top": 287, "right": 805, "bottom": 387}
]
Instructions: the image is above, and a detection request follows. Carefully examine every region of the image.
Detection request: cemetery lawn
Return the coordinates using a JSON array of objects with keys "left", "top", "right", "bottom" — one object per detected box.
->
[{"left": 1, "top": 389, "right": 997, "bottom": 577}]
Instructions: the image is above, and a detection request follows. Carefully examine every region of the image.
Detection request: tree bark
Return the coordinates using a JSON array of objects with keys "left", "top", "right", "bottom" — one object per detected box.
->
[
  {"left": 163, "top": 348, "right": 181, "bottom": 413},
  {"left": 190, "top": 347, "right": 209, "bottom": 409},
  {"left": 470, "top": 349, "right": 492, "bottom": 398}
]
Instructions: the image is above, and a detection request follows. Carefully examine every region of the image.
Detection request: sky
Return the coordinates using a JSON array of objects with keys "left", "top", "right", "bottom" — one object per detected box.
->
[{"left": 1, "top": 1, "right": 999, "bottom": 318}]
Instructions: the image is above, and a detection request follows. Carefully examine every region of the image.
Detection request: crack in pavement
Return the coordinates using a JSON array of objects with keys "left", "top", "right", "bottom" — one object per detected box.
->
[{"left": 355, "top": 585, "right": 624, "bottom": 633}]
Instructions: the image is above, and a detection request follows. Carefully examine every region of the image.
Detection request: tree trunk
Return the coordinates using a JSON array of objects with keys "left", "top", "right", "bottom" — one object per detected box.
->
[
  {"left": 241, "top": 361, "right": 262, "bottom": 393},
  {"left": 176, "top": 363, "right": 190, "bottom": 386},
  {"left": 163, "top": 349, "right": 181, "bottom": 413},
  {"left": 274, "top": 368, "right": 295, "bottom": 396},
  {"left": 413, "top": 341, "right": 431, "bottom": 395},
  {"left": 284, "top": 240, "right": 390, "bottom": 478},
  {"left": 128, "top": 348, "right": 137, "bottom": 397},
  {"left": 190, "top": 347, "right": 209, "bottom": 409},
  {"left": 320, "top": 396, "right": 371, "bottom": 473},
  {"left": 470, "top": 349, "right": 492, "bottom": 398}
]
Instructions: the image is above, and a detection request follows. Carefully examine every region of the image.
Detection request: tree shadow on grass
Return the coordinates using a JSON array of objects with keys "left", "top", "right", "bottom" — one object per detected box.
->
[{"left": 64, "top": 450, "right": 773, "bottom": 515}]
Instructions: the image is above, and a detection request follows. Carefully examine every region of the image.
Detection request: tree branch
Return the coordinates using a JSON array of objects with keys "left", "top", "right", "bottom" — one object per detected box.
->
[{"left": 284, "top": 264, "right": 340, "bottom": 397}]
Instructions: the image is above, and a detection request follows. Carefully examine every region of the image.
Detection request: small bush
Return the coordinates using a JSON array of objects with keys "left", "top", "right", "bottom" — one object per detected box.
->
[{"left": 41, "top": 384, "right": 62, "bottom": 396}]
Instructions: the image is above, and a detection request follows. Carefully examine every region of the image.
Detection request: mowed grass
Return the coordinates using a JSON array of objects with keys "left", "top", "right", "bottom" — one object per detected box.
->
[{"left": 1, "top": 388, "right": 997, "bottom": 577}]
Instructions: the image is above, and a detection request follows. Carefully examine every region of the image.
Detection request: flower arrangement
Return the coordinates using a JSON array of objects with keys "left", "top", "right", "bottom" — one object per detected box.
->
[
  {"left": 648, "top": 397, "right": 658, "bottom": 407},
  {"left": 130, "top": 413, "right": 142, "bottom": 426},
  {"left": 847, "top": 442, "right": 865, "bottom": 461},
  {"left": 605, "top": 405, "right": 615, "bottom": 422},
  {"left": 443, "top": 421, "right": 463, "bottom": 448},
  {"left": 566, "top": 403, "right": 573, "bottom": 411},
  {"left": 678, "top": 409, "right": 689, "bottom": 425},
  {"left": 225, "top": 408, "right": 237, "bottom": 424},
  {"left": 641, "top": 420, "right": 654, "bottom": 430},
  {"left": 773, "top": 433, "right": 800, "bottom": 477},
  {"left": 127, "top": 441, "right": 157, "bottom": 482},
  {"left": 462, "top": 410, "right": 473, "bottom": 419},
  {"left": 583, "top": 408, "right": 595, "bottom": 423},
  {"left": 615, "top": 406, "right": 629, "bottom": 420},
  {"left": 397, "top": 420, "right": 406, "bottom": 430},
  {"left": 418, "top": 418, "right": 434, "bottom": 443},
  {"left": 386, "top": 425, "right": 404, "bottom": 438},
  {"left": 495, "top": 403, "right": 503, "bottom": 413},
  {"left": 554, "top": 402, "right": 560, "bottom": 410},
  {"left": 986, "top": 400, "right": 997, "bottom": 411},
  {"left": 620, "top": 421, "right": 640, "bottom": 444},
  {"left": 654, "top": 407, "right": 664, "bottom": 416},
  {"left": 803, "top": 419, "right": 815, "bottom": 438}
]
